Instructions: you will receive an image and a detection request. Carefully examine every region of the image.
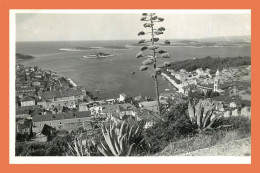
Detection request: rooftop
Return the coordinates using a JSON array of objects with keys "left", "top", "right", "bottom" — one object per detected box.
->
[
  {"left": 39, "top": 89, "right": 83, "bottom": 99},
  {"left": 32, "top": 111, "right": 91, "bottom": 122}
]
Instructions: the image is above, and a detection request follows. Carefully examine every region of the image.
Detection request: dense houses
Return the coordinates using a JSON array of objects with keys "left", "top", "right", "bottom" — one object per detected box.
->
[
  {"left": 163, "top": 65, "right": 251, "bottom": 119},
  {"left": 15, "top": 64, "right": 251, "bottom": 142}
]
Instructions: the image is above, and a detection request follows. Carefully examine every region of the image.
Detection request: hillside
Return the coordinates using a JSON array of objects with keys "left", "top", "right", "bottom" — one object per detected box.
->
[
  {"left": 16, "top": 53, "right": 35, "bottom": 61},
  {"left": 166, "top": 56, "right": 251, "bottom": 73},
  {"left": 179, "top": 137, "right": 251, "bottom": 156}
]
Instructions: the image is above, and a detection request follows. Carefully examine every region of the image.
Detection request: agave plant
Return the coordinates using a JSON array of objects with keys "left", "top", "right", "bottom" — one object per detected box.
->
[
  {"left": 136, "top": 13, "right": 171, "bottom": 117},
  {"left": 66, "top": 134, "right": 96, "bottom": 156},
  {"left": 97, "top": 121, "right": 142, "bottom": 156},
  {"left": 188, "top": 99, "right": 222, "bottom": 133}
]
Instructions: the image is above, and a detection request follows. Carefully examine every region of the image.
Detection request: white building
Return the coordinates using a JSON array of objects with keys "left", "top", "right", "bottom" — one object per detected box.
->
[
  {"left": 230, "top": 102, "right": 237, "bottom": 108},
  {"left": 79, "top": 102, "right": 89, "bottom": 112},
  {"left": 20, "top": 96, "right": 35, "bottom": 107},
  {"left": 241, "top": 107, "right": 251, "bottom": 117},
  {"left": 118, "top": 93, "right": 127, "bottom": 102},
  {"left": 214, "top": 70, "right": 220, "bottom": 92},
  {"left": 232, "top": 109, "right": 240, "bottom": 116}
]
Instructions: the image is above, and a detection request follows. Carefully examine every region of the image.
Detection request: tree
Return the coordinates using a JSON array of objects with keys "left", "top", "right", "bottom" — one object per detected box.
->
[{"left": 137, "top": 13, "right": 171, "bottom": 117}]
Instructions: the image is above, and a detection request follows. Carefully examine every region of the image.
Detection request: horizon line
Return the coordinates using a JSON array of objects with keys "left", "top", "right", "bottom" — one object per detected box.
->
[{"left": 16, "top": 35, "right": 251, "bottom": 43}]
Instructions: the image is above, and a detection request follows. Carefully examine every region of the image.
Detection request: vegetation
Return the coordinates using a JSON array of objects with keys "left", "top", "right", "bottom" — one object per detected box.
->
[
  {"left": 16, "top": 136, "right": 69, "bottom": 156},
  {"left": 212, "top": 115, "right": 251, "bottom": 137},
  {"left": 137, "top": 13, "right": 171, "bottom": 117},
  {"left": 67, "top": 135, "right": 98, "bottom": 156},
  {"left": 157, "top": 129, "right": 249, "bottom": 156},
  {"left": 97, "top": 121, "right": 143, "bottom": 156},
  {"left": 166, "top": 56, "right": 251, "bottom": 73},
  {"left": 16, "top": 53, "right": 35, "bottom": 61},
  {"left": 143, "top": 103, "right": 194, "bottom": 153},
  {"left": 188, "top": 99, "right": 223, "bottom": 133}
]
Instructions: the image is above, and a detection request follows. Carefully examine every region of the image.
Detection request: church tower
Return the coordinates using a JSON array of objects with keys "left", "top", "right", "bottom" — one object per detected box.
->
[{"left": 214, "top": 69, "right": 220, "bottom": 92}]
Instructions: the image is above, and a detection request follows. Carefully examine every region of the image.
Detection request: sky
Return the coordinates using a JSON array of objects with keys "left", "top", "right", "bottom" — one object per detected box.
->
[{"left": 15, "top": 11, "right": 251, "bottom": 41}]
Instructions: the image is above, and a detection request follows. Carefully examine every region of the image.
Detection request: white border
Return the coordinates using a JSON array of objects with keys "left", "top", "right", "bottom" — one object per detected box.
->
[
  {"left": 10, "top": 9, "right": 251, "bottom": 164},
  {"left": 11, "top": 9, "right": 251, "bottom": 14}
]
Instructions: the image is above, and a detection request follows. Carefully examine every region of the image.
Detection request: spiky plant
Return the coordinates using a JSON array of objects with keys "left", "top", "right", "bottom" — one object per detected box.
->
[
  {"left": 97, "top": 121, "right": 142, "bottom": 156},
  {"left": 137, "top": 13, "right": 171, "bottom": 117},
  {"left": 188, "top": 99, "right": 222, "bottom": 133},
  {"left": 66, "top": 134, "right": 96, "bottom": 156}
]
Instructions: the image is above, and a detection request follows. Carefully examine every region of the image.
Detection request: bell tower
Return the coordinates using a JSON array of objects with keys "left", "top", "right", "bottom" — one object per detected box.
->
[{"left": 214, "top": 69, "right": 220, "bottom": 92}]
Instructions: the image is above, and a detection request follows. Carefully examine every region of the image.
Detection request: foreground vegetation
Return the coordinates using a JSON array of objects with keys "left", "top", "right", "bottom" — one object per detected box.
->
[{"left": 16, "top": 101, "right": 251, "bottom": 156}]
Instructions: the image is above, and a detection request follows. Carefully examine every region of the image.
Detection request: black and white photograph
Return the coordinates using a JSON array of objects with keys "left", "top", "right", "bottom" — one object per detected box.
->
[{"left": 11, "top": 10, "right": 251, "bottom": 163}]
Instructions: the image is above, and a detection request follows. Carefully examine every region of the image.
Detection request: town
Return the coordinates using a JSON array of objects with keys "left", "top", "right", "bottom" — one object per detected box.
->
[{"left": 15, "top": 62, "right": 251, "bottom": 144}]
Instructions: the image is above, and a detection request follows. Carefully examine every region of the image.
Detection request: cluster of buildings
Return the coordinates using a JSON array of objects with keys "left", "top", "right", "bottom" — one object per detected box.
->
[
  {"left": 15, "top": 65, "right": 170, "bottom": 140},
  {"left": 15, "top": 64, "right": 251, "bottom": 142},
  {"left": 165, "top": 65, "right": 251, "bottom": 96},
  {"left": 163, "top": 65, "right": 251, "bottom": 119}
]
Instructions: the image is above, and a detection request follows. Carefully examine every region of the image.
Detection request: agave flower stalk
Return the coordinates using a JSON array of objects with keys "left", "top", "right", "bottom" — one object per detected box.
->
[{"left": 137, "top": 13, "right": 171, "bottom": 117}]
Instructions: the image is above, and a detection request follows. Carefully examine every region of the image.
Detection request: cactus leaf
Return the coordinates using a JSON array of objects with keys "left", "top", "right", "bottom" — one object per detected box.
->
[
  {"left": 140, "top": 66, "right": 148, "bottom": 71},
  {"left": 148, "top": 45, "right": 159, "bottom": 50},
  {"left": 142, "top": 59, "right": 154, "bottom": 65},
  {"left": 127, "top": 143, "right": 136, "bottom": 156},
  {"left": 136, "top": 52, "right": 143, "bottom": 58}
]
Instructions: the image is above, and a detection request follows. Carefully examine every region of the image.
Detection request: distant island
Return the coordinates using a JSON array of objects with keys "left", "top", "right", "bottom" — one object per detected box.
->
[
  {"left": 130, "top": 35, "right": 251, "bottom": 48},
  {"left": 82, "top": 52, "right": 114, "bottom": 59},
  {"left": 59, "top": 47, "right": 99, "bottom": 51},
  {"left": 59, "top": 45, "right": 128, "bottom": 52},
  {"left": 16, "top": 53, "right": 35, "bottom": 62}
]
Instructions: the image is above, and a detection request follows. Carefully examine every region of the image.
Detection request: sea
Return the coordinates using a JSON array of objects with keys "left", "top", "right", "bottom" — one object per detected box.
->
[{"left": 16, "top": 40, "right": 251, "bottom": 100}]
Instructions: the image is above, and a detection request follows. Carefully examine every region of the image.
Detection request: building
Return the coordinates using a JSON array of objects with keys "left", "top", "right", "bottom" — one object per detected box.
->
[
  {"left": 139, "top": 100, "right": 168, "bottom": 112},
  {"left": 20, "top": 96, "right": 35, "bottom": 107},
  {"left": 213, "top": 70, "right": 220, "bottom": 93},
  {"left": 230, "top": 102, "right": 237, "bottom": 108},
  {"left": 32, "top": 111, "right": 92, "bottom": 133},
  {"left": 16, "top": 118, "right": 33, "bottom": 135},
  {"left": 79, "top": 102, "right": 89, "bottom": 112},
  {"left": 16, "top": 87, "right": 36, "bottom": 96},
  {"left": 159, "top": 92, "right": 175, "bottom": 100},
  {"left": 90, "top": 103, "right": 138, "bottom": 119},
  {"left": 39, "top": 88, "right": 85, "bottom": 102},
  {"left": 37, "top": 99, "right": 77, "bottom": 110},
  {"left": 16, "top": 109, "right": 30, "bottom": 119},
  {"left": 231, "top": 109, "right": 240, "bottom": 116},
  {"left": 118, "top": 93, "right": 127, "bottom": 102},
  {"left": 241, "top": 107, "right": 251, "bottom": 117}
]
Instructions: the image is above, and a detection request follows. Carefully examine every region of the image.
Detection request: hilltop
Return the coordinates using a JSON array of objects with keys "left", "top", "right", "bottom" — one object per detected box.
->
[
  {"left": 165, "top": 56, "right": 251, "bottom": 74},
  {"left": 16, "top": 53, "right": 35, "bottom": 62}
]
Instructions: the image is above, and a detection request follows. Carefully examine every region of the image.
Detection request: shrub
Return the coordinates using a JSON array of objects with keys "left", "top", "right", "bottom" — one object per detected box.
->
[
  {"left": 143, "top": 103, "right": 195, "bottom": 153},
  {"left": 15, "top": 136, "right": 71, "bottom": 156},
  {"left": 212, "top": 115, "right": 251, "bottom": 137}
]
